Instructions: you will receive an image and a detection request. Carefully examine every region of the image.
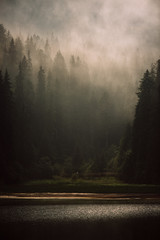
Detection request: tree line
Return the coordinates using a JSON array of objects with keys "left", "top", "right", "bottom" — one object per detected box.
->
[
  {"left": 0, "top": 24, "right": 127, "bottom": 183},
  {"left": 0, "top": 23, "right": 160, "bottom": 184}
]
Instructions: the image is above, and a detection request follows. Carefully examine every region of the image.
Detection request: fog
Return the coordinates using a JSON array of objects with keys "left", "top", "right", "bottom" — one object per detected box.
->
[
  {"left": 1, "top": 1, "right": 159, "bottom": 57},
  {"left": 1, "top": 0, "right": 160, "bottom": 114}
]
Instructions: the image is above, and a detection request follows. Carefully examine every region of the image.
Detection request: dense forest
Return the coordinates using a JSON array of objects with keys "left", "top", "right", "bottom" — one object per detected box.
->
[{"left": 0, "top": 24, "right": 160, "bottom": 184}]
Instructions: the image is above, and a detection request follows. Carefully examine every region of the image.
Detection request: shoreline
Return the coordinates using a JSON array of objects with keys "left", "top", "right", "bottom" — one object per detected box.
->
[{"left": 1, "top": 193, "right": 160, "bottom": 205}]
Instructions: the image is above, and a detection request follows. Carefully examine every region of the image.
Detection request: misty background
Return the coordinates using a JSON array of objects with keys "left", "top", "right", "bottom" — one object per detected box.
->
[
  {"left": 1, "top": 0, "right": 160, "bottom": 116},
  {"left": 1, "top": 0, "right": 160, "bottom": 64}
]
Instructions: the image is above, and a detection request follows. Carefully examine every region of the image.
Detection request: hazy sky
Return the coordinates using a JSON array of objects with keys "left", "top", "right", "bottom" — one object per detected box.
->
[
  {"left": 0, "top": 0, "right": 160, "bottom": 74},
  {"left": 0, "top": 0, "right": 159, "bottom": 118}
]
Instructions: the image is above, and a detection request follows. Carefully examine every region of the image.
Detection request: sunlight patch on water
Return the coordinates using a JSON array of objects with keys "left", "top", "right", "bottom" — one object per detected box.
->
[{"left": 1, "top": 204, "right": 160, "bottom": 223}]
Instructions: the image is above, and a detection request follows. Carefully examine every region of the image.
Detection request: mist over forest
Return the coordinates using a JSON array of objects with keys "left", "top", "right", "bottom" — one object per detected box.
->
[{"left": 0, "top": 0, "right": 160, "bottom": 184}]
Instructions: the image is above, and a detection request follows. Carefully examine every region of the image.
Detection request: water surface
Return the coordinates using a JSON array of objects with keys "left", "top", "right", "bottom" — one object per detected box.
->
[{"left": 1, "top": 204, "right": 160, "bottom": 240}]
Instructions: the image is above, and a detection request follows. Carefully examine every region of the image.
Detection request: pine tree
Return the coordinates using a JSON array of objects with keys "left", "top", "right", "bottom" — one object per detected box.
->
[
  {"left": 53, "top": 51, "right": 68, "bottom": 84},
  {"left": 9, "top": 39, "right": 16, "bottom": 63},
  {"left": 14, "top": 55, "right": 35, "bottom": 175},
  {"left": 15, "top": 37, "right": 24, "bottom": 63},
  {"left": 0, "top": 24, "right": 6, "bottom": 50},
  {"left": 0, "top": 24, "right": 7, "bottom": 68},
  {"left": 37, "top": 66, "right": 46, "bottom": 106},
  {"left": 15, "top": 55, "right": 34, "bottom": 118},
  {"left": 148, "top": 59, "right": 160, "bottom": 182},
  {"left": 131, "top": 69, "right": 154, "bottom": 182},
  {"left": 35, "top": 66, "right": 49, "bottom": 157}
]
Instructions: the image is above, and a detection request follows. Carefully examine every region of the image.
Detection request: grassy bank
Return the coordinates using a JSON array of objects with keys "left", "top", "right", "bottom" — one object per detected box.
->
[{"left": 1, "top": 177, "right": 160, "bottom": 194}]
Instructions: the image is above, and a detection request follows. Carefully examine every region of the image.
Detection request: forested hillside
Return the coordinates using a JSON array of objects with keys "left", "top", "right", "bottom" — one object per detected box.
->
[
  {"left": 0, "top": 23, "right": 160, "bottom": 184},
  {"left": 0, "top": 24, "right": 129, "bottom": 183}
]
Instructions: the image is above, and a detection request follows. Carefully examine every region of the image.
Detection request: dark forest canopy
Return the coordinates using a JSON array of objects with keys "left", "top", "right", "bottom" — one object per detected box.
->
[{"left": 0, "top": 24, "right": 160, "bottom": 184}]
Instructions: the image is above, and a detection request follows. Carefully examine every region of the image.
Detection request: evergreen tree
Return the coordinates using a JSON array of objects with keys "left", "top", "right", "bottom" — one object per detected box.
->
[
  {"left": 14, "top": 55, "right": 35, "bottom": 178},
  {"left": 0, "top": 24, "right": 7, "bottom": 68},
  {"left": 148, "top": 59, "right": 160, "bottom": 182},
  {"left": 131, "top": 70, "right": 154, "bottom": 182},
  {"left": 37, "top": 66, "right": 46, "bottom": 106},
  {"left": 9, "top": 39, "right": 16, "bottom": 63},
  {"left": 8, "top": 38, "right": 17, "bottom": 77},
  {"left": 123, "top": 60, "right": 160, "bottom": 184},
  {"left": 15, "top": 37, "right": 24, "bottom": 63},
  {"left": 35, "top": 66, "right": 48, "bottom": 157},
  {"left": 52, "top": 52, "right": 68, "bottom": 162},
  {"left": 53, "top": 51, "right": 67, "bottom": 80},
  {"left": 0, "top": 24, "right": 6, "bottom": 50}
]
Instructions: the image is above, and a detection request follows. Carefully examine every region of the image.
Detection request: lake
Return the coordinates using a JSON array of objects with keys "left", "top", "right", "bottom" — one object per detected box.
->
[{"left": 0, "top": 203, "right": 160, "bottom": 240}]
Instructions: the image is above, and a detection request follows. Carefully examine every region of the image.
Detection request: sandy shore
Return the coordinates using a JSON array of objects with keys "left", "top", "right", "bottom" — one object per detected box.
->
[{"left": 1, "top": 192, "right": 160, "bottom": 200}]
